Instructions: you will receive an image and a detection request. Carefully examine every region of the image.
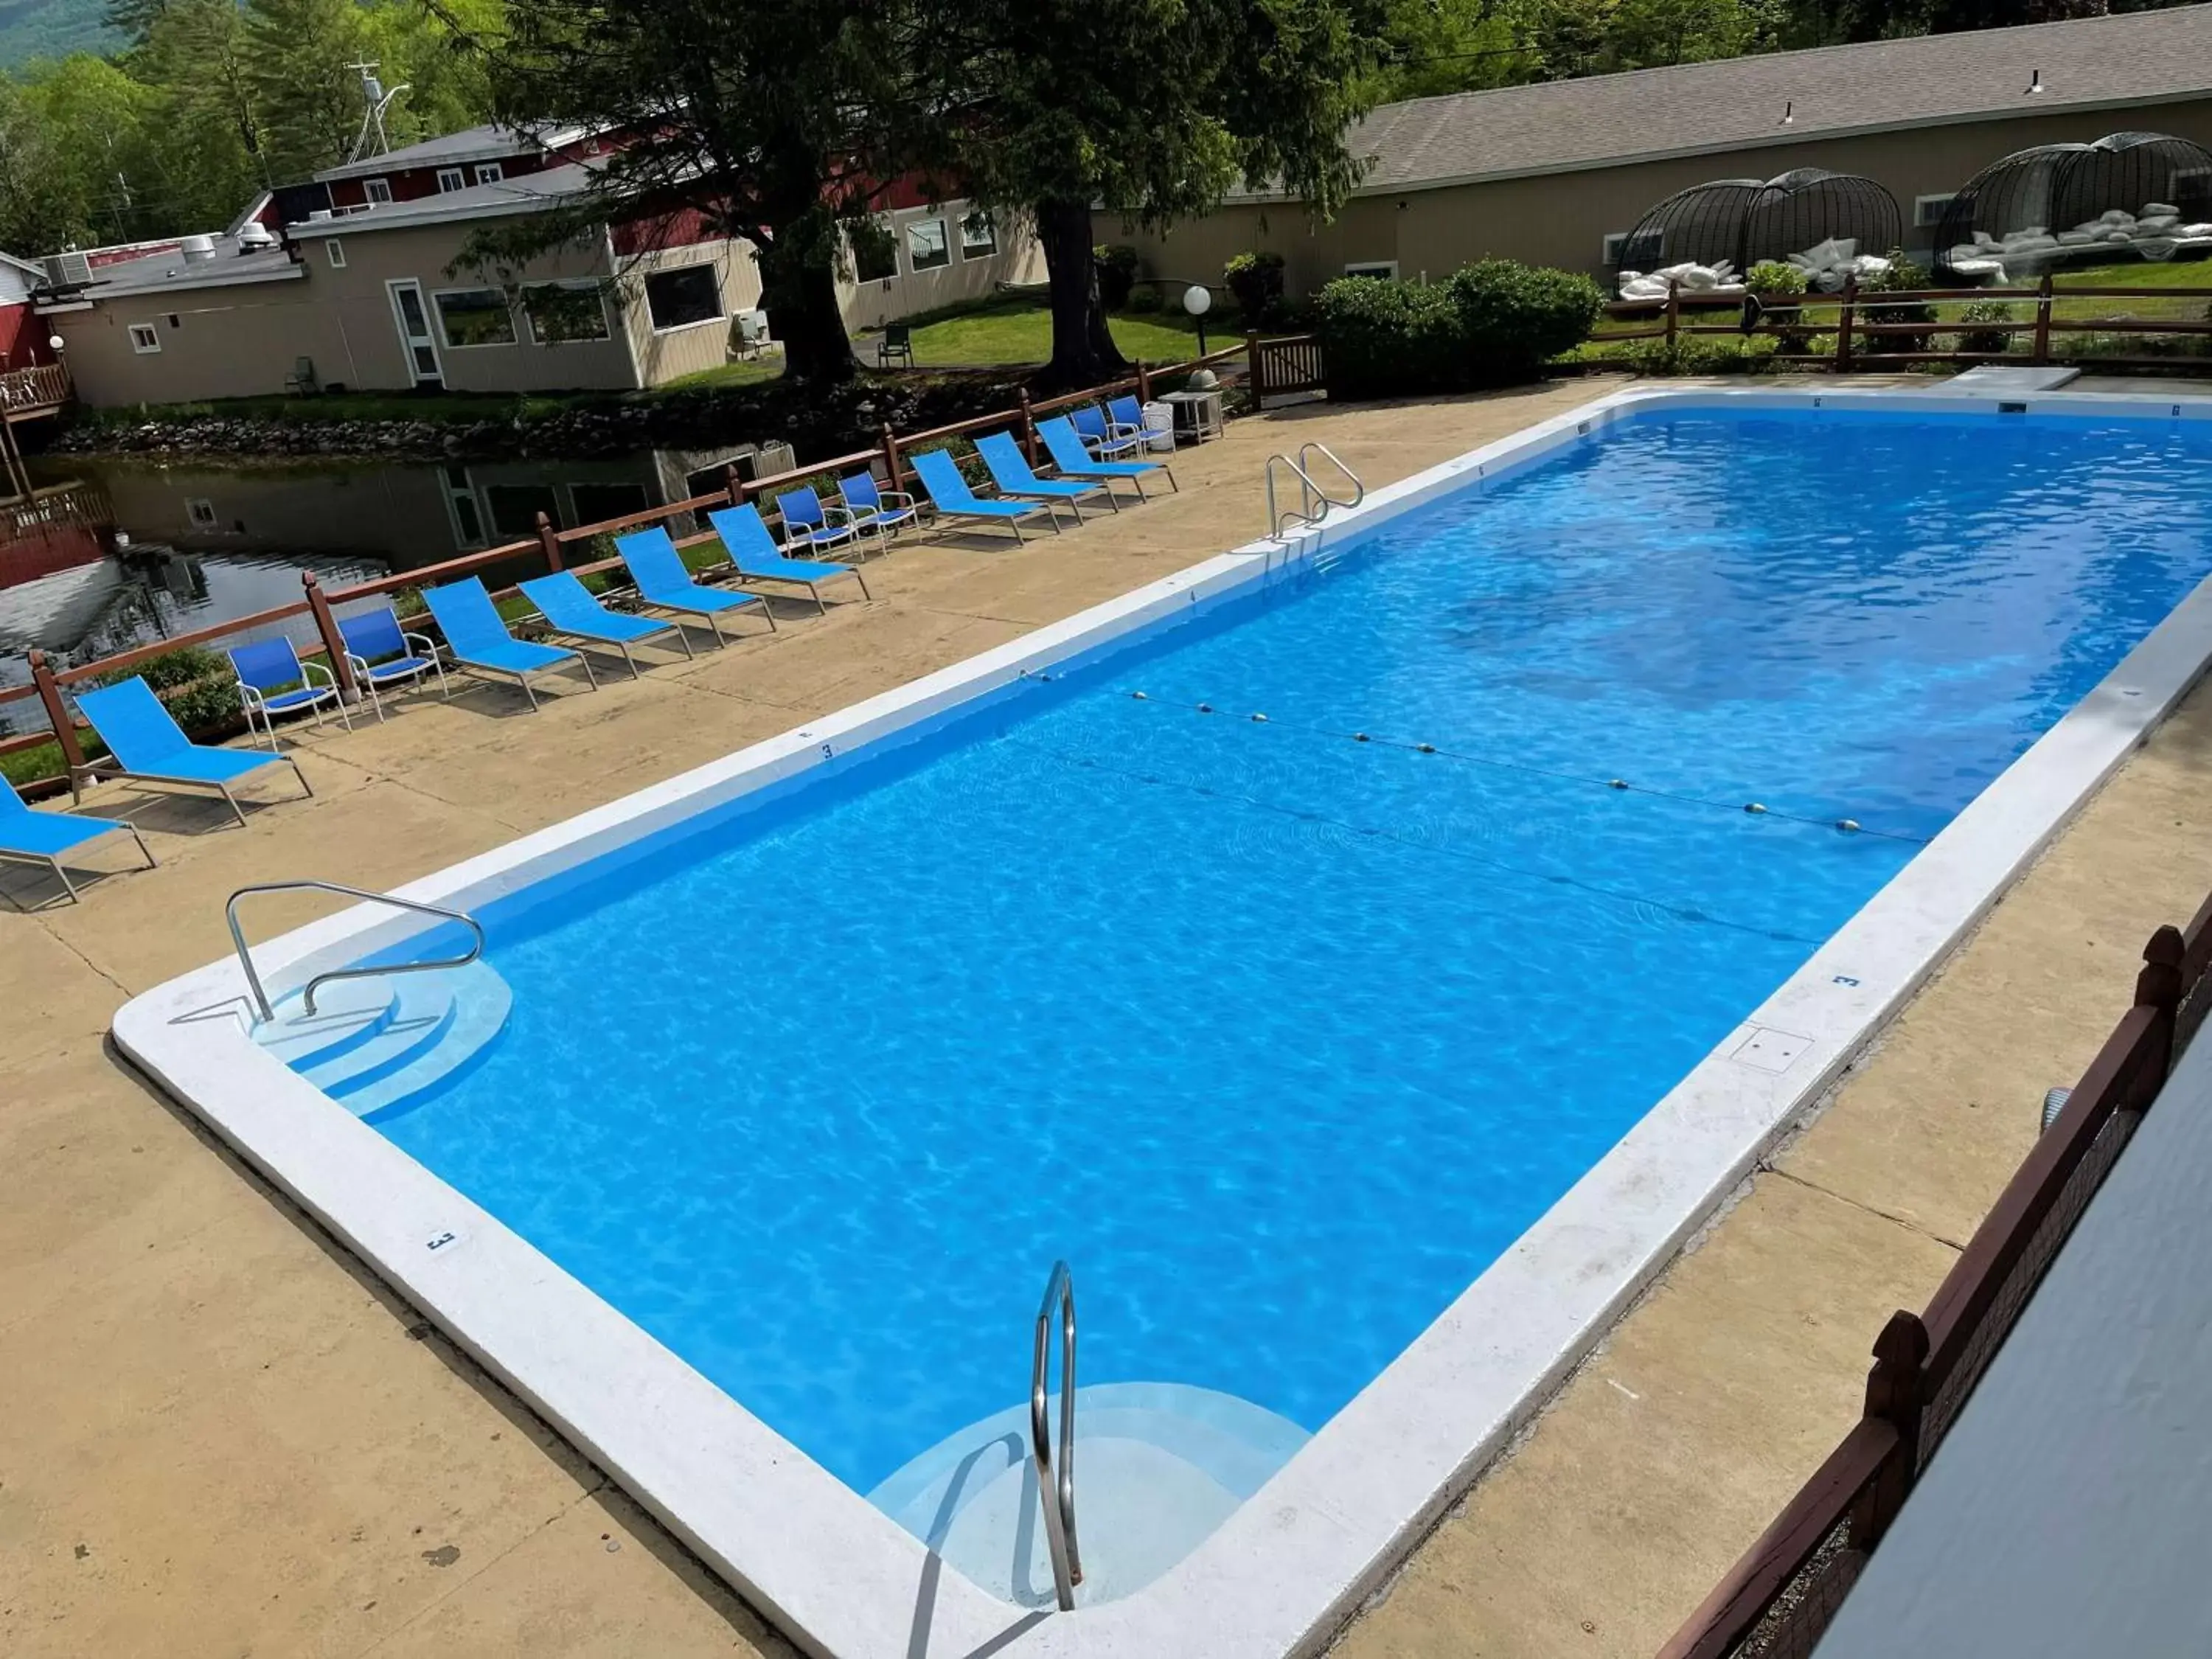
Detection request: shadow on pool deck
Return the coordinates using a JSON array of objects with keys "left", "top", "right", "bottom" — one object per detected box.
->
[{"left": 10, "top": 370, "right": 2211, "bottom": 1658}]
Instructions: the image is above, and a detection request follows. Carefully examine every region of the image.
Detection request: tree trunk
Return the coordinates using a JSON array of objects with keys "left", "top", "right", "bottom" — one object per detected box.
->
[
  {"left": 1036, "top": 195, "right": 1125, "bottom": 391},
  {"left": 757, "top": 225, "right": 856, "bottom": 384}
]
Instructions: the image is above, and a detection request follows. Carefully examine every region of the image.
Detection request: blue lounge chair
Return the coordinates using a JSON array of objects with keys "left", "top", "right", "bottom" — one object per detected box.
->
[
  {"left": 839, "top": 471, "right": 921, "bottom": 547},
  {"left": 704, "top": 504, "right": 872, "bottom": 615},
  {"left": 519, "top": 571, "right": 695, "bottom": 679},
  {"left": 73, "top": 676, "right": 311, "bottom": 827},
  {"left": 908, "top": 449, "right": 1062, "bottom": 546},
  {"left": 975, "top": 432, "right": 1119, "bottom": 522},
  {"left": 1071, "top": 402, "right": 1144, "bottom": 461},
  {"left": 1106, "top": 394, "right": 1154, "bottom": 450},
  {"left": 775, "top": 485, "right": 869, "bottom": 559},
  {"left": 1038, "top": 416, "right": 1179, "bottom": 500},
  {"left": 422, "top": 577, "right": 597, "bottom": 710},
  {"left": 338, "top": 605, "right": 449, "bottom": 719},
  {"left": 229, "top": 636, "right": 352, "bottom": 751},
  {"left": 616, "top": 528, "right": 776, "bottom": 645},
  {"left": 0, "top": 777, "right": 154, "bottom": 905}
]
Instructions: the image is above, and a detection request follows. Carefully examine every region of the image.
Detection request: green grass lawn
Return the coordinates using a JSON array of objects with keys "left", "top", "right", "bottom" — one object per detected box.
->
[
  {"left": 652, "top": 357, "right": 786, "bottom": 393},
  {"left": 872, "top": 292, "right": 1237, "bottom": 367}
]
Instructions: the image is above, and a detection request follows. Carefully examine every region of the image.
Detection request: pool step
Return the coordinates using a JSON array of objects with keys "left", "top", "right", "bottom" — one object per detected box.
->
[
  {"left": 866, "top": 1381, "right": 1310, "bottom": 1608},
  {"left": 254, "top": 959, "right": 512, "bottom": 1121}
]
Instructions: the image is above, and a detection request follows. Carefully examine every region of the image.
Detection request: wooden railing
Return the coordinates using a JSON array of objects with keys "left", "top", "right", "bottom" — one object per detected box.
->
[
  {"left": 0, "top": 341, "right": 1260, "bottom": 781},
  {"left": 1, "top": 362, "right": 71, "bottom": 414},
  {"left": 1658, "top": 894, "right": 2212, "bottom": 1659},
  {"left": 1598, "top": 277, "right": 2212, "bottom": 372},
  {"left": 1250, "top": 333, "right": 1324, "bottom": 401}
]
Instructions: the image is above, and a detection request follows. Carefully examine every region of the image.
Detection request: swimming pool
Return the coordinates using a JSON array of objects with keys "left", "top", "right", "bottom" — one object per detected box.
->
[{"left": 118, "top": 388, "right": 2212, "bottom": 1659}]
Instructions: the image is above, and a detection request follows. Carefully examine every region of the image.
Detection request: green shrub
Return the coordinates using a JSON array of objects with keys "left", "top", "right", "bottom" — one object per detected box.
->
[
  {"left": 1954, "top": 301, "right": 2017, "bottom": 355},
  {"left": 1314, "top": 261, "right": 1601, "bottom": 399},
  {"left": 165, "top": 676, "right": 243, "bottom": 733},
  {"left": 1093, "top": 244, "right": 1141, "bottom": 310},
  {"left": 1616, "top": 335, "right": 1782, "bottom": 377},
  {"left": 1123, "top": 283, "right": 1164, "bottom": 314},
  {"left": 89, "top": 641, "right": 242, "bottom": 737},
  {"left": 1223, "top": 251, "right": 1285, "bottom": 320},
  {"left": 103, "top": 644, "right": 226, "bottom": 694},
  {"left": 1859, "top": 250, "right": 1937, "bottom": 355},
  {"left": 1747, "top": 261, "right": 1807, "bottom": 296}
]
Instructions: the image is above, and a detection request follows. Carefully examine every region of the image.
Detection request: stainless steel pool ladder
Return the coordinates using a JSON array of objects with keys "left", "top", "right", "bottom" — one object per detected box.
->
[
  {"left": 1265, "top": 442, "right": 1365, "bottom": 538},
  {"left": 1032, "top": 1259, "right": 1082, "bottom": 1610},
  {"left": 226, "top": 879, "right": 484, "bottom": 1023}
]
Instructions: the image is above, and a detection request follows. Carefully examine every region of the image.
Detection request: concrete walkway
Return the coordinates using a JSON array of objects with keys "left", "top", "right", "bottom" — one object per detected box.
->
[{"left": 6, "top": 373, "right": 2206, "bottom": 1658}]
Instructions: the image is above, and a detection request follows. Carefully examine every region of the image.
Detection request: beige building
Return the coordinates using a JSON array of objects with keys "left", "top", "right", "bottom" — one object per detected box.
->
[
  {"left": 39, "top": 134, "right": 1043, "bottom": 408},
  {"left": 1103, "top": 5, "right": 2212, "bottom": 293}
]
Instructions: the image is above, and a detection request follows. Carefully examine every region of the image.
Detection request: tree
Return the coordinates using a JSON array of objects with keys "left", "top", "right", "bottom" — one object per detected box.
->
[
  {"left": 244, "top": 0, "right": 373, "bottom": 180},
  {"left": 915, "top": 0, "right": 1385, "bottom": 389},
  {"left": 469, "top": 0, "right": 918, "bottom": 382}
]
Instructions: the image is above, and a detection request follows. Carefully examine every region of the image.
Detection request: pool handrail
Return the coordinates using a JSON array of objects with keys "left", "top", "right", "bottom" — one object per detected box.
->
[
  {"left": 1265, "top": 442, "right": 1364, "bottom": 539},
  {"left": 226, "top": 878, "right": 484, "bottom": 1023},
  {"left": 1031, "top": 1258, "right": 1083, "bottom": 1610}
]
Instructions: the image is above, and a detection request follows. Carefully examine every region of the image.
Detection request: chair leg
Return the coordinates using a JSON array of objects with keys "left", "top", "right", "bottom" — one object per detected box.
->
[
  {"left": 578, "top": 654, "right": 599, "bottom": 691},
  {"left": 51, "top": 856, "right": 80, "bottom": 904},
  {"left": 853, "top": 571, "right": 872, "bottom": 602},
  {"left": 521, "top": 673, "right": 540, "bottom": 712},
  {"left": 620, "top": 642, "right": 641, "bottom": 681},
  {"left": 288, "top": 758, "right": 314, "bottom": 800},
  {"left": 220, "top": 785, "right": 248, "bottom": 829},
  {"left": 675, "top": 625, "right": 695, "bottom": 660},
  {"left": 811, "top": 586, "right": 827, "bottom": 616},
  {"left": 131, "top": 826, "right": 157, "bottom": 870}
]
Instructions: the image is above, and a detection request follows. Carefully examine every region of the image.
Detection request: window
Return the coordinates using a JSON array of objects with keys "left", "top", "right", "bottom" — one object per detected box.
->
[
  {"left": 437, "top": 168, "right": 466, "bottom": 194},
  {"left": 484, "top": 484, "right": 564, "bottom": 540},
  {"left": 851, "top": 218, "right": 897, "bottom": 284},
  {"left": 434, "top": 288, "right": 518, "bottom": 348},
  {"left": 521, "top": 280, "right": 611, "bottom": 344},
  {"left": 475, "top": 162, "right": 504, "bottom": 185},
  {"left": 643, "top": 262, "right": 723, "bottom": 331},
  {"left": 1915, "top": 192, "right": 1957, "bottom": 228},
  {"left": 364, "top": 178, "right": 393, "bottom": 205},
  {"left": 185, "top": 498, "right": 217, "bottom": 529},
  {"left": 1601, "top": 232, "right": 1631, "bottom": 265},
  {"left": 441, "top": 465, "right": 485, "bottom": 548},
  {"left": 1343, "top": 261, "right": 1398, "bottom": 280},
  {"left": 165, "top": 312, "right": 181, "bottom": 329},
  {"left": 128, "top": 322, "right": 161, "bottom": 354},
  {"left": 324, "top": 238, "right": 347, "bottom": 268},
  {"left": 905, "top": 216, "right": 950, "bottom": 272},
  {"left": 959, "top": 210, "right": 998, "bottom": 260},
  {"left": 568, "top": 481, "right": 651, "bottom": 525}
]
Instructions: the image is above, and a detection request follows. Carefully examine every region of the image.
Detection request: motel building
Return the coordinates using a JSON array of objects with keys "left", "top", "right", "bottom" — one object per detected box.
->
[{"left": 32, "top": 122, "right": 1043, "bottom": 409}]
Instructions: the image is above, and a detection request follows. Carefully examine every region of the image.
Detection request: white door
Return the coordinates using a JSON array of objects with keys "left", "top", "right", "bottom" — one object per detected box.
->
[{"left": 387, "top": 279, "right": 443, "bottom": 387}]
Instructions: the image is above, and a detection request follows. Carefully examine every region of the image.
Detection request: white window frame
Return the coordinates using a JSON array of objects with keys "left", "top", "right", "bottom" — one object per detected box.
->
[
  {"left": 521, "top": 279, "right": 612, "bottom": 346},
  {"left": 439, "top": 464, "right": 487, "bottom": 550},
  {"left": 128, "top": 321, "right": 161, "bottom": 354},
  {"left": 437, "top": 168, "right": 467, "bottom": 194},
  {"left": 1343, "top": 260, "right": 1399, "bottom": 280},
  {"left": 185, "top": 497, "right": 217, "bottom": 529},
  {"left": 431, "top": 286, "right": 521, "bottom": 349},
  {"left": 475, "top": 162, "right": 504, "bottom": 185},
  {"left": 364, "top": 178, "right": 393, "bottom": 205},
  {"left": 641, "top": 262, "right": 726, "bottom": 335},
  {"left": 324, "top": 238, "right": 347, "bottom": 268},
  {"left": 1915, "top": 192, "right": 1957, "bottom": 228},
  {"left": 959, "top": 209, "right": 998, "bottom": 260},
  {"left": 1601, "top": 232, "right": 1632, "bottom": 265},
  {"left": 905, "top": 215, "right": 951, "bottom": 273}
]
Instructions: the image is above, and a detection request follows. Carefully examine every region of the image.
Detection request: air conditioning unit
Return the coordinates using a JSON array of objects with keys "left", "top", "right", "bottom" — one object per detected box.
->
[{"left": 44, "top": 250, "right": 93, "bottom": 288}]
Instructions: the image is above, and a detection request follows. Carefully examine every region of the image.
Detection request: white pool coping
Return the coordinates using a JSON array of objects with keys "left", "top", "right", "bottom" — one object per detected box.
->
[{"left": 112, "top": 384, "right": 2212, "bottom": 1659}]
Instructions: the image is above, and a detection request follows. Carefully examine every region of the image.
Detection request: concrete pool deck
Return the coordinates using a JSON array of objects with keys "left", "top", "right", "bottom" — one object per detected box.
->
[{"left": 8, "top": 372, "right": 2212, "bottom": 1658}]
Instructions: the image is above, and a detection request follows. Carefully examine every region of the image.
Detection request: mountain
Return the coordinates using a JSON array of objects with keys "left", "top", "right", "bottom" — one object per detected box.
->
[{"left": 0, "top": 0, "right": 117, "bottom": 68}]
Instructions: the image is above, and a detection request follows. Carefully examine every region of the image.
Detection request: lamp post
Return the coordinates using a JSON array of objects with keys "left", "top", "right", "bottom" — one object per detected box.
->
[{"left": 1183, "top": 283, "right": 1213, "bottom": 356}]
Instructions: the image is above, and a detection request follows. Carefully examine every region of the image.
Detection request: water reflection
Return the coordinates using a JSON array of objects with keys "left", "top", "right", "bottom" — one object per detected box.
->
[{"left": 1, "top": 445, "right": 745, "bottom": 734}]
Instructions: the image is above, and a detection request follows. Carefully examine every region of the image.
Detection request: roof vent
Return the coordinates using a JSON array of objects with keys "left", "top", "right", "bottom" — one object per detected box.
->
[
  {"left": 2026, "top": 68, "right": 2043, "bottom": 94},
  {"left": 1781, "top": 100, "right": 1794, "bottom": 125},
  {"left": 237, "top": 222, "right": 276, "bottom": 252},
  {"left": 181, "top": 234, "right": 218, "bottom": 263}
]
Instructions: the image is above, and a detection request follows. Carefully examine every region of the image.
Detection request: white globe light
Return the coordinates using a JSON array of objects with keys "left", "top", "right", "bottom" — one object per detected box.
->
[
  {"left": 47, "top": 334, "right": 65, "bottom": 352},
  {"left": 1182, "top": 284, "right": 1212, "bottom": 317}
]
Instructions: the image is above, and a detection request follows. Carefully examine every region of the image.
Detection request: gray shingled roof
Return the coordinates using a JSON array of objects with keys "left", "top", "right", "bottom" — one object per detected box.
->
[
  {"left": 315, "top": 123, "right": 588, "bottom": 183},
  {"left": 1264, "top": 3, "right": 2212, "bottom": 198},
  {"left": 305, "top": 161, "right": 598, "bottom": 235}
]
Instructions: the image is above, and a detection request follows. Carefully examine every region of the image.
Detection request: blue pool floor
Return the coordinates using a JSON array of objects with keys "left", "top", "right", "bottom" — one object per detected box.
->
[{"left": 377, "top": 408, "right": 2212, "bottom": 1493}]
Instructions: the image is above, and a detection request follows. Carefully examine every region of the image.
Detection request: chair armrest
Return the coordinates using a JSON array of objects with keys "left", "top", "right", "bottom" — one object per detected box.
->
[
  {"left": 234, "top": 678, "right": 268, "bottom": 712},
  {"left": 304, "top": 658, "right": 335, "bottom": 691},
  {"left": 405, "top": 630, "right": 439, "bottom": 658},
  {"left": 345, "top": 650, "right": 374, "bottom": 680},
  {"left": 877, "top": 489, "right": 917, "bottom": 509},
  {"left": 821, "top": 504, "right": 858, "bottom": 527}
]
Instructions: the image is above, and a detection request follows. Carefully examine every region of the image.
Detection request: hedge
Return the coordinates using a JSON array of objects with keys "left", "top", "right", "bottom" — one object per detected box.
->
[{"left": 1315, "top": 260, "right": 1602, "bottom": 400}]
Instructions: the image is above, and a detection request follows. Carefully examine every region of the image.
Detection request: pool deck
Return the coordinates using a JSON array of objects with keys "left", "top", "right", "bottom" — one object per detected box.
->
[{"left": 7, "top": 371, "right": 2212, "bottom": 1658}]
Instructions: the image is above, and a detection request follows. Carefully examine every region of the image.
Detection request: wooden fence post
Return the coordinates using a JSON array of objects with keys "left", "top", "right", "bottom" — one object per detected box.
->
[
  {"left": 1663, "top": 282, "right": 1680, "bottom": 351},
  {"left": 1135, "top": 361, "right": 1152, "bottom": 403},
  {"left": 1245, "top": 331, "right": 1264, "bottom": 401},
  {"left": 535, "top": 509, "right": 564, "bottom": 573},
  {"left": 27, "top": 648, "right": 84, "bottom": 776},
  {"left": 302, "top": 572, "right": 357, "bottom": 699},
  {"left": 1018, "top": 389, "right": 1040, "bottom": 463},
  {"left": 2137, "top": 923, "right": 2188, "bottom": 1082},
  {"left": 2033, "top": 274, "right": 2054, "bottom": 365},
  {"left": 1835, "top": 277, "right": 1857, "bottom": 372},
  {"left": 723, "top": 464, "right": 748, "bottom": 509},
  {"left": 1855, "top": 1310, "right": 1928, "bottom": 1545},
  {"left": 880, "top": 424, "right": 902, "bottom": 493}
]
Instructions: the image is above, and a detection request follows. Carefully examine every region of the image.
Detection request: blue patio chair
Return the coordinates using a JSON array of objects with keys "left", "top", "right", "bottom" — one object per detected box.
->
[
  {"left": 1038, "top": 416, "right": 1179, "bottom": 501},
  {"left": 73, "top": 676, "right": 311, "bottom": 827},
  {"left": 0, "top": 776, "right": 155, "bottom": 905},
  {"left": 518, "top": 571, "right": 695, "bottom": 679},
  {"left": 838, "top": 470, "right": 922, "bottom": 547},
  {"left": 1106, "top": 394, "right": 1153, "bottom": 451},
  {"left": 1071, "top": 403, "right": 1144, "bottom": 461},
  {"left": 774, "top": 485, "right": 868, "bottom": 559},
  {"left": 704, "top": 504, "right": 872, "bottom": 615},
  {"left": 975, "top": 432, "right": 1118, "bottom": 522},
  {"left": 338, "top": 605, "right": 448, "bottom": 720},
  {"left": 422, "top": 577, "right": 597, "bottom": 711},
  {"left": 228, "top": 636, "right": 352, "bottom": 751},
  {"left": 907, "top": 448, "right": 1061, "bottom": 546},
  {"left": 616, "top": 528, "right": 777, "bottom": 646}
]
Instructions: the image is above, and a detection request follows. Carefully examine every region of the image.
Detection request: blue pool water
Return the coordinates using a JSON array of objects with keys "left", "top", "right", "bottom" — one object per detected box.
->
[{"left": 379, "top": 407, "right": 2212, "bottom": 1494}]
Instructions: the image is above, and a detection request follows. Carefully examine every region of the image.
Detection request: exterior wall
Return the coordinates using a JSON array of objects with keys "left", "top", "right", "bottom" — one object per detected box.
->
[
  {"left": 619, "top": 237, "right": 765, "bottom": 387},
  {"left": 836, "top": 198, "right": 1048, "bottom": 332},
  {"left": 1103, "top": 98, "right": 2212, "bottom": 293},
  {"left": 46, "top": 268, "right": 350, "bottom": 407}
]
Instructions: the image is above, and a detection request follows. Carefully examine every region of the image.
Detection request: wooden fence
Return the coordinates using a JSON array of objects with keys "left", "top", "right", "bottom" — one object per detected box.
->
[
  {"left": 1605, "top": 276, "right": 2212, "bottom": 371},
  {"left": 0, "top": 342, "right": 1251, "bottom": 785},
  {"left": 0, "top": 362, "right": 70, "bottom": 415},
  {"left": 1249, "top": 333, "right": 1325, "bottom": 401},
  {"left": 1658, "top": 888, "right": 2212, "bottom": 1659}
]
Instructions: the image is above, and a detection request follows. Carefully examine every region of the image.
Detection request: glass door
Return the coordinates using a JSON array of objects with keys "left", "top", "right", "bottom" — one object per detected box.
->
[{"left": 386, "top": 279, "right": 443, "bottom": 388}]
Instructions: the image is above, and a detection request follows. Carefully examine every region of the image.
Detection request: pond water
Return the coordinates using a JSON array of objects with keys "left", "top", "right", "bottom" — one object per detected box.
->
[{"left": 0, "top": 446, "right": 747, "bottom": 736}]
